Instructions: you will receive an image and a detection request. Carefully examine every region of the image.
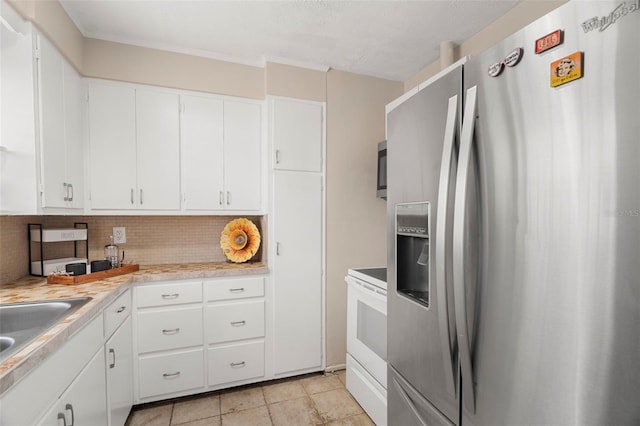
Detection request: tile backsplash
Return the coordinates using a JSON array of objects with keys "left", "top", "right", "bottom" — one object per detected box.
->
[{"left": 0, "top": 215, "right": 266, "bottom": 285}]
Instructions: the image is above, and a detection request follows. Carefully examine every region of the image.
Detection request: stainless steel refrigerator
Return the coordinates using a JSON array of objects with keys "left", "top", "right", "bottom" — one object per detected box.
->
[{"left": 386, "top": 1, "right": 639, "bottom": 425}]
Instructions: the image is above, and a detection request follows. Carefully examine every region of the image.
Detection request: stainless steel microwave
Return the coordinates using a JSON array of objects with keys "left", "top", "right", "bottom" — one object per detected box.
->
[{"left": 377, "top": 141, "right": 387, "bottom": 200}]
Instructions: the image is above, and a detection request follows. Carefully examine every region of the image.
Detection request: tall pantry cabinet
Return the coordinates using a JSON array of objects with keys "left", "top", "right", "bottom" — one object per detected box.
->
[{"left": 269, "top": 97, "right": 325, "bottom": 376}]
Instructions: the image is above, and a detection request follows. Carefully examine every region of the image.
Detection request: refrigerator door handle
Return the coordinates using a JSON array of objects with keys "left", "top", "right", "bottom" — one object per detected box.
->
[
  {"left": 453, "top": 85, "right": 478, "bottom": 414},
  {"left": 435, "top": 95, "right": 459, "bottom": 396}
]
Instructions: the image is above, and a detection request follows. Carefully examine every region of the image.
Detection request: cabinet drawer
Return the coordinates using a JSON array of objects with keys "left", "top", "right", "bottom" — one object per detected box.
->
[
  {"left": 137, "top": 306, "right": 203, "bottom": 353},
  {"left": 138, "top": 349, "right": 204, "bottom": 399},
  {"left": 104, "top": 289, "right": 131, "bottom": 338},
  {"left": 136, "top": 281, "right": 202, "bottom": 308},
  {"left": 206, "top": 300, "right": 264, "bottom": 344},
  {"left": 208, "top": 341, "right": 264, "bottom": 386},
  {"left": 205, "top": 276, "right": 264, "bottom": 301}
]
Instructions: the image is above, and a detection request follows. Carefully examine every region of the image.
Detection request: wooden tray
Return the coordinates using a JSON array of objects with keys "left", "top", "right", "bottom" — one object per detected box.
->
[{"left": 47, "top": 264, "right": 140, "bottom": 285}]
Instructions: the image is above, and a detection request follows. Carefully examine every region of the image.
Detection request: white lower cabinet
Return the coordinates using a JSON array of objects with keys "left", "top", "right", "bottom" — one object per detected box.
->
[
  {"left": 0, "top": 315, "right": 105, "bottom": 426},
  {"left": 138, "top": 349, "right": 205, "bottom": 399},
  {"left": 38, "top": 349, "right": 107, "bottom": 426},
  {"left": 133, "top": 280, "right": 206, "bottom": 402},
  {"left": 106, "top": 316, "right": 133, "bottom": 426},
  {"left": 133, "top": 276, "right": 268, "bottom": 403},
  {"left": 208, "top": 341, "right": 265, "bottom": 386},
  {"left": 104, "top": 289, "right": 133, "bottom": 426},
  {"left": 137, "top": 306, "right": 203, "bottom": 353},
  {"left": 206, "top": 300, "right": 264, "bottom": 343}
]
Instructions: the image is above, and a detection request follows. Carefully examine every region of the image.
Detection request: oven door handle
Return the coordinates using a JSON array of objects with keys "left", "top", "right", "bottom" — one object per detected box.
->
[{"left": 346, "top": 276, "right": 387, "bottom": 302}]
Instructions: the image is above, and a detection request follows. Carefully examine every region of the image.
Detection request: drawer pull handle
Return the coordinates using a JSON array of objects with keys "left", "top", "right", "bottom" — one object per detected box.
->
[
  {"left": 163, "top": 371, "right": 181, "bottom": 379},
  {"left": 162, "top": 328, "right": 181, "bottom": 335},
  {"left": 58, "top": 412, "right": 67, "bottom": 426},
  {"left": 229, "top": 287, "right": 245, "bottom": 293},
  {"left": 161, "top": 293, "right": 179, "bottom": 299},
  {"left": 116, "top": 306, "right": 126, "bottom": 313},
  {"left": 230, "top": 320, "right": 246, "bottom": 327},
  {"left": 230, "top": 361, "right": 246, "bottom": 368}
]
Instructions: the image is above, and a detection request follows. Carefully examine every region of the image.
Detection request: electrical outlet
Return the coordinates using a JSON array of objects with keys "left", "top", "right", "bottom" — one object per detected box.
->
[{"left": 113, "top": 227, "right": 126, "bottom": 244}]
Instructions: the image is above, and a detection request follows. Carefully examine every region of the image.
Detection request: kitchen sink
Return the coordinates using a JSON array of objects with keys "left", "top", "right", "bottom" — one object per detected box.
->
[{"left": 0, "top": 297, "right": 92, "bottom": 362}]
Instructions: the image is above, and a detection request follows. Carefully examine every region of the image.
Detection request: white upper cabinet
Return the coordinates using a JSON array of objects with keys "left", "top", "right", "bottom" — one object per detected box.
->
[
  {"left": 37, "top": 33, "right": 84, "bottom": 209},
  {"left": 181, "top": 95, "right": 224, "bottom": 210},
  {"left": 181, "top": 95, "right": 262, "bottom": 211},
  {"left": 0, "top": 3, "right": 38, "bottom": 214},
  {"left": 271, "top": 98, "right": 323, "bottom": 172},
  {"left": 88, "top": 82, "right": 137, "bottom": 210},
  {"left": 222, "top": 100, "right": 262, "bottom": 210},
  {"left": 136, "top": 89, "right": 181, "bottom": 210},
  {"left": 88, "top": 82, "right": 180, "bottom": 210}
]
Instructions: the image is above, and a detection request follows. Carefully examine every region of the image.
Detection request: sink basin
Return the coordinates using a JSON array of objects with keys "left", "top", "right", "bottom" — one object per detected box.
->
[
  {"left": 0, "top": 336, "right": 15, "bottom": 353},
  {"left": 0, "top": 297, "right": 92, "bottom": 362}
]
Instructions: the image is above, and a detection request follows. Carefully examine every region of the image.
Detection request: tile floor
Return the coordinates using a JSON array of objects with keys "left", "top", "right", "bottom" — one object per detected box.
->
[{"left": 125, "top": 370, "right": 375, "bottom": 426}]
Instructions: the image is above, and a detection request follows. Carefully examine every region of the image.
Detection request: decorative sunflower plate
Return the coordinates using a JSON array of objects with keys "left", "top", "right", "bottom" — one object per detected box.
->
[{"left": 220, "top": 218, "right": 261, "bottom": 263}]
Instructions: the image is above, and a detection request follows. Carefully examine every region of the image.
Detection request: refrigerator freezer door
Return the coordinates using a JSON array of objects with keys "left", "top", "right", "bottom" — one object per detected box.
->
[
  {"left": 387, "top": 65, "right": 462, "bottom": 425},
  {"left": 388, "top": 366, "right": 455, "bottom": 426},
  {"left": 461, "top": 2, "right": 640, "bottom": 425}
]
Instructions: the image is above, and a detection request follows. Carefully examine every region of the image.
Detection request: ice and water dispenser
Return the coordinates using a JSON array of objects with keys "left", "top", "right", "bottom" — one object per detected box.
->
[{"left": 396, "top": 202, "right": 430, "bottom": 307}]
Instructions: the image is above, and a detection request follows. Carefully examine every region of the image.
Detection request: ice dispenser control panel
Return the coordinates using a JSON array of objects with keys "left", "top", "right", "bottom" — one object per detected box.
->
[{"left": 396, "top": 202, "right": 430, "bottom": 307}]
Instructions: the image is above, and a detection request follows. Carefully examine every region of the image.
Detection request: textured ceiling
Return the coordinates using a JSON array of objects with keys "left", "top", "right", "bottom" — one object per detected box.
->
[{"left": 60, "top": 0, "right": 521, "bottom": 81}]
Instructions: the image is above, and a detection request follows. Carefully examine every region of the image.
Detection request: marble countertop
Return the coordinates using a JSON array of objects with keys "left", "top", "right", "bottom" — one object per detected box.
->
[{"left": 0, "top": 261, "right": 268, "bottom": 395}]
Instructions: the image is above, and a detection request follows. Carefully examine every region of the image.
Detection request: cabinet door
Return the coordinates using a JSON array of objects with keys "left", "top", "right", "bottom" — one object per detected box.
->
[
  {"left": 272, "top": 171, "right": 323, "bottom": 374},
  {"left": 88, "top": 83, "right": 137, "bottom": 209},
  {"left": 38, "top": 33, "right": 66, "bottom": 208},
  {"left": 180, "top": 95, "right": 224, "bottom": 210},
  {"left": 0, "top": 4, "right": 38, "bottom": 214},
  {"left": 223, "top": 100, "right": 261, "bottom": 210},
  {"left": 38, "top": 35, "right": 84, "bottom": 210},
  {"left": 63, "top": 61, "right": 84, "bottom": 209},
  {"left": 136, "top": 89, "right": 180, "bottom": 210},
  {"left": 271, "top": 98, "right": 323, "bottom": 172},
  {"left": 106, "top": 316, "right": 133, "bottom": 426},
  {"left": 38, "top": 349, "right": 108, "bottom": 426}
]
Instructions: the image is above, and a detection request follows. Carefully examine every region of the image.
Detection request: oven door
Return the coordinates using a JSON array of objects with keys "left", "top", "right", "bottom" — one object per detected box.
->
[{"left": 346, "top": 275, "right": 387, "bottom": 388}]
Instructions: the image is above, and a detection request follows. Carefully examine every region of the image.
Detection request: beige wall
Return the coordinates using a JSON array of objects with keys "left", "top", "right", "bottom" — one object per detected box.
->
[
  {"left": 83, "top": 38, "right": 264, "bottom": 99},
  {"left": 404, "top": 0, "right": 567, "bottom": 91},
  {"left": 265, "top": 62, "right": 327, "bottom": 101},
  {"left": 8, "top": 0, "right": 84, "bottom": 71},
  {"left": 325, "top": 70, "right": 402, "bottom": 367}
]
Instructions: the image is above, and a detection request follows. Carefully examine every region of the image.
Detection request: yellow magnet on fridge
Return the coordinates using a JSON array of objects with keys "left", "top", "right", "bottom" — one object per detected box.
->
[{"left": 550, "top": 51, "right": 583, "bottom": 87}]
